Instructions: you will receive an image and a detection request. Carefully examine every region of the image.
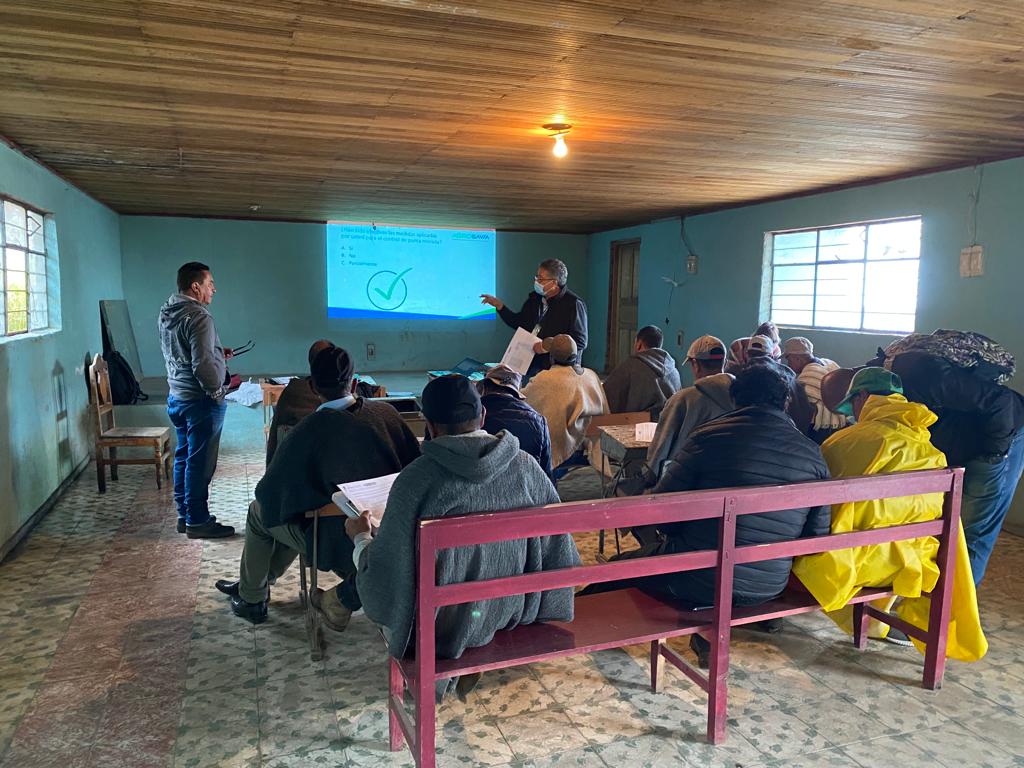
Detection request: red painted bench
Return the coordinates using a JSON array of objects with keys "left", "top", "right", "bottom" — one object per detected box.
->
[{"left": 388, "top": 467, "right": 964, "bottom": 768}]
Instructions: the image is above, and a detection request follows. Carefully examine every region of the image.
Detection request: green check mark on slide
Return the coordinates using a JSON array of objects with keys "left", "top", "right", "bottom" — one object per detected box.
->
[{"left": 374, "top": 268, "right": 413, "bottom": 301}]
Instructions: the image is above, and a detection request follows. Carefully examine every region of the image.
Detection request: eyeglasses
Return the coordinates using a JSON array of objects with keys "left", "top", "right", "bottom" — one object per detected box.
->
[{"left": 534, "top": 275, "right": 557, "bottom": 283}]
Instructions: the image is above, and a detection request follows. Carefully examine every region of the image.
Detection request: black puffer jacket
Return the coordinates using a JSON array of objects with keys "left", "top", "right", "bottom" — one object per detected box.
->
[
  {"left": 887, "top": 351, "right": 1024, "bottom": 467},
  {"left": 652, "top": 406, "right": 831, "bottom": 606}
]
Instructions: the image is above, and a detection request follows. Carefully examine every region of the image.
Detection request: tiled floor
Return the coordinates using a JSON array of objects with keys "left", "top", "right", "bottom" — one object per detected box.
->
[{"left": 2, "top": 440, "right": 1024, "bottom": 767}]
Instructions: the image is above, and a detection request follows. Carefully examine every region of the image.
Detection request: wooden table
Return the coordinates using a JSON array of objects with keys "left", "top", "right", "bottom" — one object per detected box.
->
[{"left": 595, "top": 424, "right": 652, "bottom": 558}]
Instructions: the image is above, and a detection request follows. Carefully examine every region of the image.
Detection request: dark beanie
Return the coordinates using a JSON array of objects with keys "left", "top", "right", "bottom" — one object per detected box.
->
[
  {"left": 310, "top": 346, "right": 354, "bottom": 390},
  {"left": 421, "top": 374, "right": 482, "bottom": 425}
]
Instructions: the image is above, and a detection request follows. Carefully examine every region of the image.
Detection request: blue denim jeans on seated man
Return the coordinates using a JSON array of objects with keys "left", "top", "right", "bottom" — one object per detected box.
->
[
  {"left": 167, "top": 395, "right": 227, "bottom": 527},
  {"left": 961, "top": 429, "right": 1024, "bottom": 585}
]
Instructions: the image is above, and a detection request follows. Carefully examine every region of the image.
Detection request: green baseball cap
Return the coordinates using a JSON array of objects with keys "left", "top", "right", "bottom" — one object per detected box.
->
[{"left": 834, "top": 367, "right": 903, "bottom": 416}]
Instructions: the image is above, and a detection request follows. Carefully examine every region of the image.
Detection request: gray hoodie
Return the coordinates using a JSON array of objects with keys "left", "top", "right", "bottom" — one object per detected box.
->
[
  {"left": 602, "top": 347, "right": 682, "bottom": 418},
  {"left": 158, "top": 293, "right": 226, "bottom": 401},
  {"left": 645, "top": 372, "right": 735, "bottom": 478},
  {"left": 357, "top": 430, "right": 580, "bottom": 659}
]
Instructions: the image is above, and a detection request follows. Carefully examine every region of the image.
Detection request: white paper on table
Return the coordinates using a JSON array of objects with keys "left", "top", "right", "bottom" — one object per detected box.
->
[
  {"left": 500, "top": 327, "right": 542, "bottom": 375},
  {"left": 634, "top": 422, "right": 658, "bottom": 442},
  {"left": 270, "top": 376, "right": 295, "bottom": 385},
  {"left": 332, "top": 472, "right": 400, "bottom": 526}
]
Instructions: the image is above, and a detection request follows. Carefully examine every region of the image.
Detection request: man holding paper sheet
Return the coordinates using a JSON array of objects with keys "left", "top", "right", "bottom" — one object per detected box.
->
[
  {"left": 481, "top": 258, "right": 588, "bottom": 378},
  {"left": 216, "top": 346, "right": 420, "bottom": 625},
  {"left": 346, "top": 374, "right": 579, "bottom": 681}
]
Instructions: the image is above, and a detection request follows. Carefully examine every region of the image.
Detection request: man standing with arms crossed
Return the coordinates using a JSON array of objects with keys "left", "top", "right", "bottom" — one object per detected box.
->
[{"left": 159, "top": 261, "right": 236, "bottom": 539}]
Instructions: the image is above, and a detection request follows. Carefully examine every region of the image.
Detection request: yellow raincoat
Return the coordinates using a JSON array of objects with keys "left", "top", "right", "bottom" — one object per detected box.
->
[{"left": 792, "top": 394, "right": 987, "bottom": 662}]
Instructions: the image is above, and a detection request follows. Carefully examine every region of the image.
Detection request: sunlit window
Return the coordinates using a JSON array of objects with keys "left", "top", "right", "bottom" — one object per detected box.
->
[
  {"left": 2, "top": 197, "right": 51, "bottom": 336},
  {"left": 765, "top": 217, "right": 921, "bottom": 333}
]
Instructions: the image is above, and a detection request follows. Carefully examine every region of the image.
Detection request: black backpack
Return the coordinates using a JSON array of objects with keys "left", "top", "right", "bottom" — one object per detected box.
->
[{"left": 104, "top": 350, "right": 149, "bottom": 405}]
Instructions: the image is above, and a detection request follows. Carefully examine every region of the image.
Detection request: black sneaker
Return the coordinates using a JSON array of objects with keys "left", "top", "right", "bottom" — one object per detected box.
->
[
  {"left": 757, "top": 618, "right": 784, "bottom": 634},
  {"left": 230, "top": 595, "right": 268, "bottom": 624},
  {"left": 186, "top": 520, "right": 235, "bottom": 539},
  {"left": 178, "top": 515, "right": 218, "bottom": 534},
  {"left": 884, "top": 627, "right": 913, "bottom": 647}
]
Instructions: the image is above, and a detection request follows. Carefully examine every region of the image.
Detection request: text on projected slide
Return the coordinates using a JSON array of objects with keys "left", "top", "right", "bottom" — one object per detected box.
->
[{"left": 326, "top": 222, "right": 496, "bottom": 320}]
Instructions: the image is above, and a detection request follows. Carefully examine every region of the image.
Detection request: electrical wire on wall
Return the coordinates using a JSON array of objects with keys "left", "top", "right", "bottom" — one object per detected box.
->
[
  {"left": 660, "top": 217, "right": 701, "bottom": 326},
  {"left": 968, "top": 164, "right": 984, "bottom": 247}
]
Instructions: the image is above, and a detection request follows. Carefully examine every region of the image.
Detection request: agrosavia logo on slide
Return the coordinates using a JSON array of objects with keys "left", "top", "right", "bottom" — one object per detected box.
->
[{"left": 366, "top": 267, "right": 412, "bottom": 311}]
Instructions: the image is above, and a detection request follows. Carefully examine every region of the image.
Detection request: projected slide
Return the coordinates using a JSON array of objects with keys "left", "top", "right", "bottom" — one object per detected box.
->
[{"left": 326, "top": 222, "right": 496, "bottom": 320}]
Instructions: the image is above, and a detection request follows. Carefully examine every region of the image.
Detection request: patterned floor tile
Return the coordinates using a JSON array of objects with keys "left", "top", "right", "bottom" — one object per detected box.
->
[
  {"left": 7, "top": 446, "right": 1024, "bottom": 768},
  {"left": 495, "top": 708, "right": 589, "bottom": 762},
  {"left": 258, "top": 672, "right": 343, "bottom": 758}
]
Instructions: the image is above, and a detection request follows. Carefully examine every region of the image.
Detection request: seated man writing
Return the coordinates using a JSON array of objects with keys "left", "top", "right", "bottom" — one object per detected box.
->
[
  {"left": 478, "top": 364, "right": 554, "bottom": 480},
  {"left": 265, "top": 338, "right": 335, "bottom": 465},
  {"left": 345, "top": 374, "right": 579, "bottom": 690},
  {"left": 216, "top": 345, "right": 421, "bottom": 625},
  {"left": 792, "top": 367, "right": 986, "bottom": 659}
]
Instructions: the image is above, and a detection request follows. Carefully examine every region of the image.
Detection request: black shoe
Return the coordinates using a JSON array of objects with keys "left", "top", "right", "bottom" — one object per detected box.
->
[
  {"left": 215, "top": 579, "right": 240, "bottom": 597},
  {"left": 757, "top": 618, "right": 784, "bottom": 634},
  {"left": 456, "top": 672, "right": 482, "bottom": 702},
  {"left": 884, "top": 627, "right": 913, "bottom": 647},
  {"left": 230, "top": 595, "right": 268, "bottom": 624},
  {"left": 186, "top": 520, "right": 235, "bottom": 539},
  {"left": 179, "top": 515, "right": 217, "bottom": 534},
  {"left": 690, "top": 634, "right": 711, "bottom": 670}
]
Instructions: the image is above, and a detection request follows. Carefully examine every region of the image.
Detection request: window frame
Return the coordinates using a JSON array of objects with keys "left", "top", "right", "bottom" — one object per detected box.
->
[
  {"left": 1, "top": 194, "right": 52, "bottom": 338},
  {"left": 764, "top": 215, "right": 922, "bottom": 334}
]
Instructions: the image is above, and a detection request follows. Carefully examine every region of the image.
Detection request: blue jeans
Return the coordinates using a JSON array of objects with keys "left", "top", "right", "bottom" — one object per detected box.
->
[
  {"left": 167, "top": 395, "right": 227, "bottom": 526},
  {"left": 961, "top": 430, "right": 1024, "bottom": 584}
]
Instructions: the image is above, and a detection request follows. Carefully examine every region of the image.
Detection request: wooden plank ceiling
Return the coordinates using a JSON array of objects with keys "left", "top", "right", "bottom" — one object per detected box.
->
[{"left": 1, "top": 1, "right": 1023, "bottom": 232}]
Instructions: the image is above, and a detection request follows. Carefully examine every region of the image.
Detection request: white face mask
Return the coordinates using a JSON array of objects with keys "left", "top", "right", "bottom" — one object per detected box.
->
[{"left": 533, "top": 281, "right": 546, "bottom": 295}]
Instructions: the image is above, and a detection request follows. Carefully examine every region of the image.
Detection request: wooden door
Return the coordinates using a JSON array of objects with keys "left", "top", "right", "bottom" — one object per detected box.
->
[{"left": 606, "top": 239, "right": 640, "bottom": 371}]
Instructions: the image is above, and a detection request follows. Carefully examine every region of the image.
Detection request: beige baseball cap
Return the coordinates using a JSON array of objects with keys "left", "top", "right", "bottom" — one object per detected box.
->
[
  {"left": 686, "top": 335, "right": 726, "bottom": 362},
  {"left": 542, "top": 334, "right": 578, "bottom": 365},
  {"left": 783, "top": 336, "right": 814, "bottom": 356}
]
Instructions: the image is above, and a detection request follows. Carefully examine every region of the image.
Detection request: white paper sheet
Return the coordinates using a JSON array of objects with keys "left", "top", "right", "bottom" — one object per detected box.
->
[
  {"left": 500, "top": 327, "right": 542, "bottom": 375},
  {"left": 333, "top": 472, "right": 400, "bottom": 526},
  {"left": 634, "top": 422, "right": 658, "bottom": 442}
]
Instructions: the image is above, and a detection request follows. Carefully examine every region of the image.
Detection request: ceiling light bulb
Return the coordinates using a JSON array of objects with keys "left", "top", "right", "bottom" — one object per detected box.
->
[{"left": 552, "top": 134, "right": 568, "bottom": 158}]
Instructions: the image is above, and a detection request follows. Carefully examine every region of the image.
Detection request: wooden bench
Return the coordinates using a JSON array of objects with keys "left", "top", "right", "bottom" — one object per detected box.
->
[
  {"left": 88, "top": 354, "right": 172, "bottom": 492},
  {"left": 388, "top": 467, "right": 964, "bottom": 767}
]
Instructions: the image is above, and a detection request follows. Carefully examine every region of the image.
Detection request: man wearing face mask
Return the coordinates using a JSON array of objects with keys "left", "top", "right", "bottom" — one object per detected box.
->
[{"left": 480, "top": 258, "right": 588, "bottom": 378}]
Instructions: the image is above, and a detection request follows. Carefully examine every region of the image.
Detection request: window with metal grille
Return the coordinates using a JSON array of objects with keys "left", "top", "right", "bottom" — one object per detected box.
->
[
  {"left": 765, "top": 216, "right": 921, "bottom": 333},
  {"left": 1, "top": 197, "right": 51, "bottom": 336}
]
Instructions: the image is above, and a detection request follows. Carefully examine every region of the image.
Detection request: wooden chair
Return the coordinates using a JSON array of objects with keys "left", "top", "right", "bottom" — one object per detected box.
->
[
  {"left": 261, "top": 383, "right": 286, "bottom": 442},
  {"left": 88, "top": 354, "right": 172, "bottom": 493}
]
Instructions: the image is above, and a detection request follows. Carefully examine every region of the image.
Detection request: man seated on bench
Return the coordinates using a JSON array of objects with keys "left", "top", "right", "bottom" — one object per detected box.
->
[
  {"left": 523, "top": 334, "right": 608, "bottom": 473},
  {"left": 644, "top": 361, "right": 831, "bottom": 667},
  {"left": 265, "top": 338, "right": 334, "bottom": 465},
  {"left": 345, "top": 374, "right": 580, "bottom": 697},
  {"left": 478, "top": 364, "right": 554, "bottom": 480},
  {"left": 644, "top": 334, "right": 735, "bottom": 483},
  {"left": 216, "top": 345, "right": 421, "bottom": 625},
  {"left": 792, "top": 367, "right": 987, "bottom": 660}
]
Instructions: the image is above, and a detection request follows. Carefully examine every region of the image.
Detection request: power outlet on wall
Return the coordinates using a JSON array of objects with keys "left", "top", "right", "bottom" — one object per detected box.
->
[
  {"left": 366, "top": 343, "right": 376, "bottom": 362},
  {"left": 676, "top": 331, "right": 685, "bottom": 348}
]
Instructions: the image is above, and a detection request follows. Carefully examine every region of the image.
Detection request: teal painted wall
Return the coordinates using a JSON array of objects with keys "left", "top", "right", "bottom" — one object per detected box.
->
[
  {"left": 588, "top": 155, "right": 1024, "bottom": 532},
  {"left": 0, "top": 142, "right": 123, "bottom": 550},
  {"left": 588, "top": 157, "right": 1024, "bottom": 386},
  {"left": 120, "top": 217, "right": 590, "bottom": 377}
]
